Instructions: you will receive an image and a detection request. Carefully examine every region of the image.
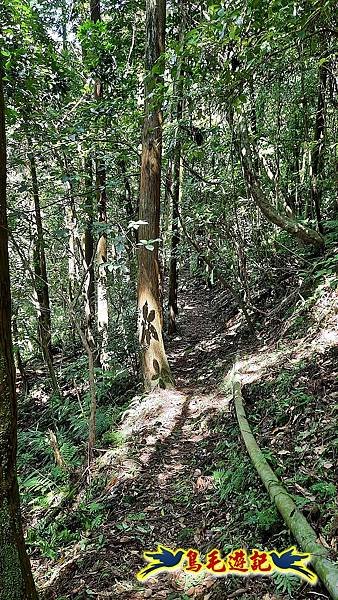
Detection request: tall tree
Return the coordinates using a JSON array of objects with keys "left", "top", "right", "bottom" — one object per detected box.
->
[
  {"left": 310, "top": 63, "right": 327, "bottom": 234},
  {"left": 168, "top": 0, "right": 185, "bottom": 335},
  {"left": 29, "top": 147, "right": 52, "bottom": 356},
  {"left": 83, "top": 154, "right": 96, "bottom": 353},
  {"left": 82, "top": 154, "right": 98, "bottom": 462},
  {"left": 90, "top": 0, "right": 109, "bottom": 369},
  {"left": 62, "top": 153, "right": 79, "bottom": 311},
  {"left": 28, "top": 143, "right": 61, "bottom": 395},
  {"left": 0, "top": 65, "right": 39, "bottom": 600},
  {"left": 137, "top": 0, "right": 174, "bottom": 390}
]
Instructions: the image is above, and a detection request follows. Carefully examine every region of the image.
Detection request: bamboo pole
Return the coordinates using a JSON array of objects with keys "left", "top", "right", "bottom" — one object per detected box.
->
[{"left": 232, "top": 366, "right": 338, "bottom": 600}]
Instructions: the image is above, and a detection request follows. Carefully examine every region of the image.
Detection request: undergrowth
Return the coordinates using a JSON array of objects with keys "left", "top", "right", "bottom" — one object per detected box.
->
[{"left": 17, "top": 361, "right": 135, "bottom": 559}]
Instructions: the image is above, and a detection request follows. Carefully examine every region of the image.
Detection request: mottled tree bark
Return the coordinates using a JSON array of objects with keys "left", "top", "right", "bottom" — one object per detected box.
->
[
  {"left": 137, "top": 0, "right": 174, "bottom": 390},
  {"left": 0, "top": 64, "right": 39, "bottom": 600}
]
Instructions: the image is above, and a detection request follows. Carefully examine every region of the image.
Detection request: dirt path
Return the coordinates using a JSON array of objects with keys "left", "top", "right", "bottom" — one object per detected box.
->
[
  {"left": 104, "top": 279, "right": 238, "bottom": 599},
  {"left": 44, "top": 278, "right": 249, "bottom": 600},
  {"left": 166, "top": 278, "right": 238, "bottom": 391},
  {"left": 36, "top": 276, "right": 337, "bottom": 600}
]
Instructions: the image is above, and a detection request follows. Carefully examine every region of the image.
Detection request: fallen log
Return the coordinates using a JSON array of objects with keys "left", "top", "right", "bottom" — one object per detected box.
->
[{"left": 232, "top": 365, "right": 338, "bottom": 600}]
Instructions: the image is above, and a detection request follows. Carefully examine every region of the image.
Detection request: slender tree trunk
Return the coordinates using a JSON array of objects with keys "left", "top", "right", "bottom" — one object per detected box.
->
[
  {"left": 234, "top": 205, "right": 251, "bottom": 304},
  {"left": 121, "top": 160, "right": 135, "bottom": 223},
  {"left": 60, "top": 0, "right": 69, "bottom": 51},
  {"left": 28, "top": 143, "right": 60, "bottom": 395},
  {"left": 90, "top": 0, "right": 109, "bottom": 369},
  {"left": 90, "top": 0, "right": 100, "bottom": 22},
  {"left": 63, "top": 155, "right": 79, "bottom": 306},
  {"left": 28, "top": 148, "right": 52, "bottom": 355},
  {"left": 96, "top": 156, "right": 109, "bottom": 368},
  {"left": 137, "top": 0, "right": 174, "bottom": 390},
  {"left": 120, "top": 160, "right": 137, "bottom": 285},
  {"left": 300, "top": 54, "right": 312, "bottom": 220},
  {"left": 61, "top": 155, "right": 79, "bottom": 345},
  {"left": 168, "top": 1, "right": 185, "bottom": 335},
  {"left": 83, "top": 155, "right": 96, "bottom": 353},
  {"left": 310, "top": 64, "right": 327, "bottom": 235},
  {"left": 0, "top": 64, "right": 39, "bottom": 600},
  {"left": 168, "top": 154, "right": 182, "bottom": 334},
  {"left": 82, "top": 155, "right": 97, "bottom": 460},
  {"left": 67, "top": 299, "right": 97, "bottom": 466},
  {"left": 12, "top": 306, "right": 27, "bottom": 389}
]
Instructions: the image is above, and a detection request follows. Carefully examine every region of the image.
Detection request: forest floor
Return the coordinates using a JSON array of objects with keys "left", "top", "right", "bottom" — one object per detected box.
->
[{"left": 25, "top": 273, "right": 337, "bottom": 600}]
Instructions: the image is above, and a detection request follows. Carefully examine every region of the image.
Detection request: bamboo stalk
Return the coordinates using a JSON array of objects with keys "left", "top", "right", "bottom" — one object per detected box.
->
[{"left": 232, "top": 365, "right": 338, "bottom": 600}]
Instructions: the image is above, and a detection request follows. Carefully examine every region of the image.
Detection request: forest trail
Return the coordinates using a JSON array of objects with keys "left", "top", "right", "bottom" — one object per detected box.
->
[
  {"left": 166, "top": 278, "right": 239, "bottom": 391},
  {"left": 44, "top": 278, "right": 249, "bottom": 600},
  {"left": 39, "top": 275, "right": 337, "bottom": 600}
]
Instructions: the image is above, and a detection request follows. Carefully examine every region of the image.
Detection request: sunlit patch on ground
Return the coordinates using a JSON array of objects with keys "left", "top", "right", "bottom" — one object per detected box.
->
[
  {"left": 120, "top": 389, "right": 187, "bottom": 439},
  {"left": 232, "top": 285, "right": 338, "bottom": 385}
]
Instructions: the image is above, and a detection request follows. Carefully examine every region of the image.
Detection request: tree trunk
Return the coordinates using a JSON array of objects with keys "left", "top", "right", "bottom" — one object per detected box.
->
[
  {"left": 310, "top": 64, "right": 327, "bottom": 235},
  {"left": 0, "top": 63, "right": 39, "bottom": 600},
  {"left": 83, "top": 155, "right": 96, "bottom": 354},
  {"left": 168, "top": 153, "right": 182, "bottom": 335},
  {"left": 29, "top": 148, "right": 52, "bottom": 356},
  {"left": 120, "top": 160, "right": 137, "bottom": 286},
  {"left": 168, "top": 0, "right": 185, "bottom": 335},
  {"left": 240, "top": 125, "right": 324, "bottom": 249},
  {"left": 12, "top": 306, "right": 27, "bottom": 390},
  {"left": 62, "top": 154, "right": 79, "bottom": 307},
  {"left": 90, "top": 0, "right": 109, "bottom": 369},
  {"left": 28, "top": 144, "right": 60, "bottom": 396},
  {"left": 66, "top": 298, "right": 97, "bottom": 466},
  {"left": 82, "top": 155, "right": 97, "bottom": 461},
  {"left": 137, "top": 0, "right": 174, "bottom": 390},
  {"left": 96, "top": 156, "right": 109, "bottom": 368}
]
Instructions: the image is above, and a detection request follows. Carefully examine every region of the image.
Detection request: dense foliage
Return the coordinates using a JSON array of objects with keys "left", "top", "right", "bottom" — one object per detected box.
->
[{"left": 0, "top": 0, "right": 337, "bottom": 598}]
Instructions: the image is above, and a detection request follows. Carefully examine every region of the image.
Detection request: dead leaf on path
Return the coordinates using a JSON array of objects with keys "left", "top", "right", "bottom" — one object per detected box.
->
[
  {"left": 194, "top": 476, "right": 214, "bottom": 493},
  {"left": 187, "top": 434, "right": 205, "bottom": 442},
  {"left": 204, "top": 576, "right": 216, "bottom": 588},
  {"left": 294, "top": 483, "right": 316, "bottom": 501},
  {"left": 318, "top": 533, "right": 331, "bottom": 549},
  {"left": 314, "top": 445, "right": 326, "bottom": 455}
]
